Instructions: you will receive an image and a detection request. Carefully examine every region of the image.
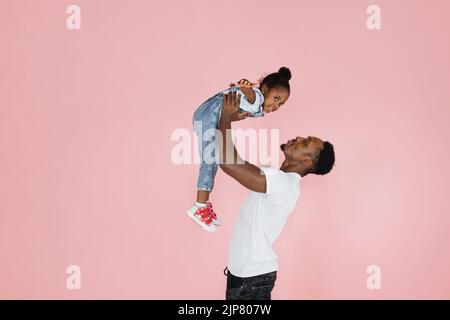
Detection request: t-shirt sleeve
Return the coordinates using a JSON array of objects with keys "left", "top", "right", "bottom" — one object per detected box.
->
[
  {"left": 260, "top": 167, "right": 293, "bottom": 203},
  {"left": 238, "top": 88, "right": 263, "bottom": 114}
]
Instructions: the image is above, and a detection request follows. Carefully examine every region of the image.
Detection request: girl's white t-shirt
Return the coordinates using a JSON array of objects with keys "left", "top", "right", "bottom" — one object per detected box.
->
[{"left": 223, "top": 87, "right": 264, "bottom": 116}]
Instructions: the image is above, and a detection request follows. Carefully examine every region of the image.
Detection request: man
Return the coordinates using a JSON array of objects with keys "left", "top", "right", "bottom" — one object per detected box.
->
[{"left": 218, "top": 91, "right": 335, "bottom": 300}]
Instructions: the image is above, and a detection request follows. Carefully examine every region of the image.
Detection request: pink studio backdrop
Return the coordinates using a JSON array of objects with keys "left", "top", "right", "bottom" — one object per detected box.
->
[{"left": 1, "top": 0, "right": 450, "bottom": 299}]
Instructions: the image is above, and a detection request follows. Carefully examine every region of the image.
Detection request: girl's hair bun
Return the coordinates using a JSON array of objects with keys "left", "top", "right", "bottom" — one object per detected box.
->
[{"left": 278, "top": 67, "right": 292, "bottom": 81}]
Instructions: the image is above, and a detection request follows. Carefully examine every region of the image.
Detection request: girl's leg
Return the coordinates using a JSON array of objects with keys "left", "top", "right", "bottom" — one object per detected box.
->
[
  {"left": 196, "top": 189, "right": 210, "bottom": 204},
  {"left": 196, "top": 161, "right": 218, "bottom": 203},
  {"left": 195, "top": 118, "right": 219, "bottom": 203}
]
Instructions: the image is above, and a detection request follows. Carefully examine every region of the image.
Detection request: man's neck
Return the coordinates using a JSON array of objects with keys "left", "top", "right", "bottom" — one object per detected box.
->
[{"left": 280, "top": 161, "right": 306, "bottom": 177}]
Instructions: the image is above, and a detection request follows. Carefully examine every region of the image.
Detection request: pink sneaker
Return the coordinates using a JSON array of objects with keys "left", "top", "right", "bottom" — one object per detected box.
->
[
  {"left": 186, "top": 204, "right": 217, "bottom": 232},
  {"left": 207, "top": 202, "right": 222, "bottom": 226}
]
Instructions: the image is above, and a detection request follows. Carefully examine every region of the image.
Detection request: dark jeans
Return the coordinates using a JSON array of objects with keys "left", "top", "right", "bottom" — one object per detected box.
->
[{"left": 224, "top": 267, "right": 277, "bottom": 300}]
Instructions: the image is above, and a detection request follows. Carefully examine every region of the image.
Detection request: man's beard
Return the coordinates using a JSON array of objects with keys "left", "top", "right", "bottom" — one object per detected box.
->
[{"left": 280, "top": 144, "right": 286, "bottom": 151}]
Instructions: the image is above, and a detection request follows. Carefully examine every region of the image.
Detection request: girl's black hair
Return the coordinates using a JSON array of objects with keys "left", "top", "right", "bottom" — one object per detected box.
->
[{"left": 260, "top": 67, "right": 292, "bottom": 92}]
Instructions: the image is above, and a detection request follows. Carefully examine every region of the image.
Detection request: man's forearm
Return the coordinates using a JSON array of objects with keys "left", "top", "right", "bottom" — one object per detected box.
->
[
  {"left": 216, "top": 92, "right": 266, "bottom": 193},
  {"left": 218, "top": 116, "right": 240, "bottom": 165}
]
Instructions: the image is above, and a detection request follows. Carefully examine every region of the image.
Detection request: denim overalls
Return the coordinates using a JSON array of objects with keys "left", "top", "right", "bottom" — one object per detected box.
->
[{"left": 192, "top": 87, "right": 264, "bottom": 191}]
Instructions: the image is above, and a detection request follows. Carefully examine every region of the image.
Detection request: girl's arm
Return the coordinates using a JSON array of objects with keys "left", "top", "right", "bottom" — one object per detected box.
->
[
  {"left": 229, "top": 79, "right": 256, "bottom": 87},
  {"left": 229, "top": 79, "right": 257, "bottom": 104},
  {"left": 239, "top": 86, "right": 256, "bottom": 104}
]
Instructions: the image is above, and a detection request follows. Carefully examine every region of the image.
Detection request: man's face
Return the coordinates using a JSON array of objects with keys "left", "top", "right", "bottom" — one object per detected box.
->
[{"left": 281, "top": 136, "right": 325, "bottom": 165}]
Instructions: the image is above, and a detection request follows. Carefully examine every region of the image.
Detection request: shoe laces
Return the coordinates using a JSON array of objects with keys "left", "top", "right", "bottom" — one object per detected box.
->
[
  {"left": 195, "top": 206, "right": 213, "bottom": 225},
  {"left": 206, "top": 202, "right": 218, "bottom": 220}
]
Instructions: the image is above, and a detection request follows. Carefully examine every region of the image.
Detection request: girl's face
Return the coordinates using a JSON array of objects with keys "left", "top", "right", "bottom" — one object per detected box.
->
[{"left": 261, "top": 86, "right": 290, "bottom": 113}]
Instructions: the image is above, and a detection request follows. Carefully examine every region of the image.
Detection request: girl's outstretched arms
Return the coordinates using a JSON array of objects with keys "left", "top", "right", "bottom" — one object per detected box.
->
[
  {"left": 229, "top": 79, "right": 257, "bottom": 88},
  {"left": 229, "top": 79, "right": 257, "bottom": 104}
]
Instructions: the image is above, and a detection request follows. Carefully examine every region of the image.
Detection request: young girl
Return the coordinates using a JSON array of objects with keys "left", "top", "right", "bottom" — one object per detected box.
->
[{"left": 187, "top": 67, "right": 292, "bottom": 232}]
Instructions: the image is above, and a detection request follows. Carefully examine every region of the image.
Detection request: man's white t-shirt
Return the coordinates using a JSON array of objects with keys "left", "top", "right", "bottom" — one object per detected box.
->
[{"left": 227, "top": 167, "right": 301, "bottom": 278}]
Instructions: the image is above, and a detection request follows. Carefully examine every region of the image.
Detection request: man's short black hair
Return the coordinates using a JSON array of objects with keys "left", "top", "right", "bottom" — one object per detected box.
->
[{"left": 314, "top": 141, "right": 335, "bottom": 175}]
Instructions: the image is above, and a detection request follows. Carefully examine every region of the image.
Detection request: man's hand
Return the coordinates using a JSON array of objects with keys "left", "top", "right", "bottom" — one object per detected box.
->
[
  {"left": 218, "top": 92, "right": 267, "bottom": 193},
  {"left": 222, "top": 91, "right": 252, "bottom": 122}
]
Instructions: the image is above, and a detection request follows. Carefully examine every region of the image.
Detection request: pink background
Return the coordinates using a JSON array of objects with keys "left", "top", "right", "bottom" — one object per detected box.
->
[{"left": 1, "top": 0, "right": 450, "bottom": 299}]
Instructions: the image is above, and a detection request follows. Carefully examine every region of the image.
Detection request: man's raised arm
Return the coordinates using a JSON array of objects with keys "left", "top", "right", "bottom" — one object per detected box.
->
[{"left": 218, "top": 92, "right": 266, "bottom": 193}]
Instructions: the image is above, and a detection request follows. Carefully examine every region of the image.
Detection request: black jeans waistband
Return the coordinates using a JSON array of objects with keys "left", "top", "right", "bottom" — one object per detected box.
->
[{"left": 224, "top": 267, "right": 277, "bottom": 286}]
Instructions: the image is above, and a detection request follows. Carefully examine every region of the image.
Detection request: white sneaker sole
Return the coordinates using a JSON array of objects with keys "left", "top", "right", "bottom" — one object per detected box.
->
[{"left": 186, "top": 206, "right": 217, "bottom": 232}]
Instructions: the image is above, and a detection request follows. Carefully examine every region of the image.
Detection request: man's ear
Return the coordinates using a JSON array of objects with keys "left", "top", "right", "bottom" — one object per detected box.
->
[{"left": 301, "top": 157, "right": 313, "bottom": 171}]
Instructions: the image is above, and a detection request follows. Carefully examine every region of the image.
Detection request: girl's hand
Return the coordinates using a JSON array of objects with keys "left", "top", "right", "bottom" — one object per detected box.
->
[
  {"left": 237, "top": 111, "right": 253, "bottom": 121},
  {"left": 229, "top": 79, "right": 257, "bottom": 88}
]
